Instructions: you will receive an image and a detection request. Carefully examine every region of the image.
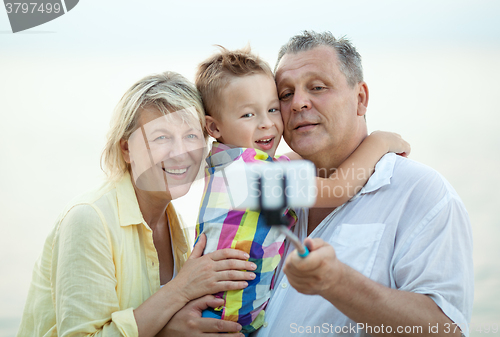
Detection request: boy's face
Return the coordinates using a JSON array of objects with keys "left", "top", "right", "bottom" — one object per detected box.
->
[{"left": 206, "top": 73, "right": 283, "bottom": 157}]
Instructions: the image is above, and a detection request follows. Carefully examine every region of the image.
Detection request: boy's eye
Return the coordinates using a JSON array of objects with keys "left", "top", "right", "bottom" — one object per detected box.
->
[
  {"left": 268, "top": 108, "right": 280, "bottom": 113},
  {"left": 241, "top": 113, "right": 254, "bottom": 118}
]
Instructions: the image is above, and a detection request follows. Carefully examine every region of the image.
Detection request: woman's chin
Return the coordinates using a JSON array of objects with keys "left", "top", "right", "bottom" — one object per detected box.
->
[{"left": 167, "top": 184, "right": 191, "bottom": 200}]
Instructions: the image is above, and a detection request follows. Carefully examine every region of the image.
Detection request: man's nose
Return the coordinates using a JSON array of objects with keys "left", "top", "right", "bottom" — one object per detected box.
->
[{"left": 291, "top": 89, "right": 311, "bottom": 112}]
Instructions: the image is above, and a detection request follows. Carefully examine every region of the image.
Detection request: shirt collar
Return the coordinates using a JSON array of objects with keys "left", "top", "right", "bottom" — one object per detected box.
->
[
  {"left": 358, "top": 153, "right": 397, "bottom": 195},
  {"left": 206, "top": 142, "right": 396, "bottom": 196},
  {"left": 207, "top": 142, "right": 243, "bottom": 167},
  {"left": 115, "top": 171, "right": 146, "bottom": 227},
  {"left": 207, "top": 141, "right": 273, "bottom": 167}
]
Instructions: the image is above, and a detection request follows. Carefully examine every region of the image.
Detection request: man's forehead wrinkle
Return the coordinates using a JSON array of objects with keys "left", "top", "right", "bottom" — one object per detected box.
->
[
  {"left": 277, "top": 67, "right": 329, "bottom": 90},
  {"left": 279, "top": 46, "right": 338, "bottom": 73},
  {"left": 276, "top": 63, "right": 309, "bottom": 87},
  {"left": 276, "top": 53, "right": 306, "bottom": 80},
  {"left": 278, "top": 57, "right": 309, "bottom": 75},
  {"left": 277, "top": 53, "right": 329, "bottom": 81}
]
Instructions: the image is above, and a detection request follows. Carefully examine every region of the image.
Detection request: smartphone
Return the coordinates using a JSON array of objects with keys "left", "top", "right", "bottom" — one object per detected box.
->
[{"left": 221, "top": 160, "right": 317, "bottom": 211}]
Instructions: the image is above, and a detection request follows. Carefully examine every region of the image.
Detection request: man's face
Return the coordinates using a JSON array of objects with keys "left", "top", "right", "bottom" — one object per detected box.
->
[{"left": 275, "top": 46, "right": 367, "bottom": 166}]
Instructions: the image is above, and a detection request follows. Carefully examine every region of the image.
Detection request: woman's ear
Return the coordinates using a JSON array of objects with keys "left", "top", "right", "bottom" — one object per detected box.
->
[
  {"left": 356, "top": 81, "right": 369, "bottom": 117},
  {"left": 205, "top": 115, "right": 222, "bottom": 139},
  {"left": 120, "top": 139, "right": 131, "bottom": 164}
]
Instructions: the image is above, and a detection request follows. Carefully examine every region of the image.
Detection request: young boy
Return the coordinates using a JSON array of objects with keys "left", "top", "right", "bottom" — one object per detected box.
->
[{"left": 194, "top": 47, "right": 409, "bottom": 335}]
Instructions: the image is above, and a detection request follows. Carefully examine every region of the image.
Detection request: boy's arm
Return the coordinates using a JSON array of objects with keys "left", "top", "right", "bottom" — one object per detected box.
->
[
  {"left": 283, "top": 151, "right": 303, "bottom": 161},
  {"left": 313, "top": 131, "right": 410, "bottom": 208}
]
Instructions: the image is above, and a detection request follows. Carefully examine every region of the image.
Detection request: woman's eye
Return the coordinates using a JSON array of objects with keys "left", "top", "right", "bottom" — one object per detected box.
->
[
  {"left": 241, "top": 113, "right": 254, "bottom": 118},
  {"left": 186, "top": 134, "right": 199, "bottom": 139},
  {"left": 154, "top": 135, "right": 167, "bottom": 141}
]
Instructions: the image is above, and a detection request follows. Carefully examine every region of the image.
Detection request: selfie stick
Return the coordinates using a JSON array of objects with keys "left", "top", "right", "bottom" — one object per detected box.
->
[{"left": 257, "top": 175, "right": 309, "bottom": 258}]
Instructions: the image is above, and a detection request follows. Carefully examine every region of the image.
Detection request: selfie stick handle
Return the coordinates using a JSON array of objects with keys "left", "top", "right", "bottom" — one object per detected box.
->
[
  {"left": 279, "top": 226, "right": 309, "bottom": 258},
  {"left": 258, "top": 175, "right": 309, "bottom": 258}
]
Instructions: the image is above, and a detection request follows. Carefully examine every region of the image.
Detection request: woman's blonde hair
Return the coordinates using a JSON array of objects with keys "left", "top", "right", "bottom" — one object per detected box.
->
[
  {"left": 101, "top": 71, "right": 206, "bottom": 270},
  {"left": 101, "top": 71, "right": 207, "bottom": 182}
]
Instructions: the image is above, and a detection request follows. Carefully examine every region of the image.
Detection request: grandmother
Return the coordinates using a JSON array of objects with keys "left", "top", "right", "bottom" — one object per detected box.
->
[{"left": 17, "top": 72, "right": 255, "bottom": 337}]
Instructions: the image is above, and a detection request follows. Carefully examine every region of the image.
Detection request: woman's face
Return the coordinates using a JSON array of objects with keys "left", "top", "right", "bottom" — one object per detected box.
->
[{"left": 125, "top": 106, "right": 206, "bottom": 200}]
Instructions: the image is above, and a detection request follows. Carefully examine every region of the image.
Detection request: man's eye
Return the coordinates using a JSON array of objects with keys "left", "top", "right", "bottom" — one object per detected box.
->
[
  {"left": 279, "top": 92, "right": 292, "bottom": 100},
  {"left": 241, "top": 113, "right": 254, "bottom": 118},
  {"left": 312, "top": 86, "right": 324, "bottom": 91},
  {"left": 154, "top": 136, "right": 167, "bottom": 141}
]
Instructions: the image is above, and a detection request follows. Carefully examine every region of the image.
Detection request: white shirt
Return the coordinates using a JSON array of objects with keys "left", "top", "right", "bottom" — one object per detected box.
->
[{"left": 253, "top": 154, "right": 473, "bottom": 337}]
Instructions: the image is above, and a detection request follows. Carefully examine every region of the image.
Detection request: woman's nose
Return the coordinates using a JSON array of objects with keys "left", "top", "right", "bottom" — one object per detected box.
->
[{"left": 167, "top": 138, "right": 189, "bottom": 161}]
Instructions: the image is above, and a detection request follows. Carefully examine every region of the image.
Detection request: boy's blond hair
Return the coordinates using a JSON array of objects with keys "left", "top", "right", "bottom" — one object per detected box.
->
[{"left": 195, "top": 46, "right": 273, "bottom": 119}]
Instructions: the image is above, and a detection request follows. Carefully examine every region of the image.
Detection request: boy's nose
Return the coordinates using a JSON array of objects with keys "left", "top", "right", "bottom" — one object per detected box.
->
[{"left": 259, "top": 114, "right": 275, "bottom": 129}]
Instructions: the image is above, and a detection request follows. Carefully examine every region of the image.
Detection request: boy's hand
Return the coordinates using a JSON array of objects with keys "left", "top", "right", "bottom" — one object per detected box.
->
[{"left": 368, "top": 131, "right": 411, "bottom": 157}]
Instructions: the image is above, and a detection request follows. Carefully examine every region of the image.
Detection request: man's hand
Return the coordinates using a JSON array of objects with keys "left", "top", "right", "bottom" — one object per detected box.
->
[
  {"left": 158, "top": 295, "right": 244, "bottom": 337},
  {"left": 283, "top": 238, "right": 345, "bottom": 297},
  {"left": 284, "top": 238, "right": 462, "bottom": 337}
]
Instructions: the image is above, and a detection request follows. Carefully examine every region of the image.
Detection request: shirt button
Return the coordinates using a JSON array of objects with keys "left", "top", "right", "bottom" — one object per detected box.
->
[
  {"left": 263, "top": 322, "right": 268, "bottom": 328},
  {"left": 281, "top": 283, "right": 287, "bottom": 289}
]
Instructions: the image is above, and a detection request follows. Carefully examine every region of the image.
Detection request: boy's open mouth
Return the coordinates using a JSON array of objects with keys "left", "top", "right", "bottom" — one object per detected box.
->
[
  {"left": 255, "top": 136, "right": 275, "bottom": 151},
  {"left": 255, "top": 136, "right": 274, "bottom": 146}
]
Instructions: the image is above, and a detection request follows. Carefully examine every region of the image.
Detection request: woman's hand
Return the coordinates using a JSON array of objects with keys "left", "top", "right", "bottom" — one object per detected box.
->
[
  {"left": 158, "top": 295, "right": 244, "bottom": 337},
  {"left": 170, "top": 234, "right": 257, "bottom": 303}
]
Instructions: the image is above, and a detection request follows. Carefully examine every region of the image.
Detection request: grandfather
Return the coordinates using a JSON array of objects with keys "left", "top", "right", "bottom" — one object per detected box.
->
[{"left": 253, "top": 31, "right": 473, "bottom": 337}]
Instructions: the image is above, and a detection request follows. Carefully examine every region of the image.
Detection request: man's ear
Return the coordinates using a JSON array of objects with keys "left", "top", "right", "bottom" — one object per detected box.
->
[
  {"left": 356, "top": 82, "right": 369, "bottom": 117},
  {"left": 205, "top": 115, "right": 222, "bottom": 139},
  {"left": 120, "top": 139, "right": 131, "bottom": 164}
]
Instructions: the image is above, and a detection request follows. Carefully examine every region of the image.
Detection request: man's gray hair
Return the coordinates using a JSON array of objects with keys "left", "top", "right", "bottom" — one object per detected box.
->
[{"left": 275, "top": 30, "right": 363, "bottom": 87}]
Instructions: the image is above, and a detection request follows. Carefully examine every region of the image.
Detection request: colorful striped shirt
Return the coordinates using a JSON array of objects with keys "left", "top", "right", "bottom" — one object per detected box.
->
[{"left": 195, "top": 142, "right": 297, "bottom": 334}]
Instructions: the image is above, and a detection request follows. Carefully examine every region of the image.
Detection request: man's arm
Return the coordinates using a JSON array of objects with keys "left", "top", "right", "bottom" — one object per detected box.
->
[
  {"left": 284, "top": 183, "right": 473, "bottom": 337},
  {"left": 284, "top": 238, "right": 461, "bottom": 337}
]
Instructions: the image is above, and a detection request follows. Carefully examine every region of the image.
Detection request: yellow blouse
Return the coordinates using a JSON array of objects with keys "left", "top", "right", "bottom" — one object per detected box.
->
[{"left": 17, "top": 172, "right": 189, "bottom": 336}]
